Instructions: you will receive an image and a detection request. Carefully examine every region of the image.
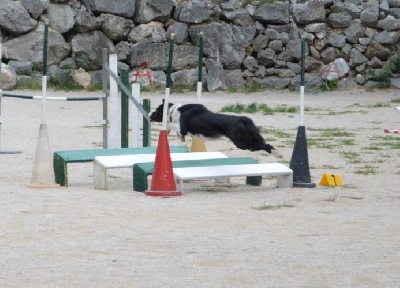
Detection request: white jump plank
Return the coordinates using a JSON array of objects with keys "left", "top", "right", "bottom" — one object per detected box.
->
[
  {"left": 93, "top": 152, "right": 227, "bottom": 190},
  {"left": 174, "top": 163, "right": 293, "bottom": 192}
]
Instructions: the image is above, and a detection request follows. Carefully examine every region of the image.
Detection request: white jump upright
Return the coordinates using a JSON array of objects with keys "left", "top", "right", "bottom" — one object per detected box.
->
[
  {"left": 130, "top": 83, "right": 141, "bottom": 147},
  {"left": 109, "top": 54, "right": 120, "bottom": 148}
]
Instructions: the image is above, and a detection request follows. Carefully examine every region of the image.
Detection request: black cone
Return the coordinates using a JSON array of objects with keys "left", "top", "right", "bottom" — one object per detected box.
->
[{"left": 289, "top": 126, "right": 316, "bottom": 188}]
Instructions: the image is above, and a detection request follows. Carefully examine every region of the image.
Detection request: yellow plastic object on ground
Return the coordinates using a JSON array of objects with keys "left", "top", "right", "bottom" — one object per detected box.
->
[{"left": 319, "top": 173, "right": 343, "bottom": 186}]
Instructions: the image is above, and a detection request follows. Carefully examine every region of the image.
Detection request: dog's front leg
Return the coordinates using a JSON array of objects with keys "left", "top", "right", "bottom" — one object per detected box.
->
[{"left": 168, "top": 123, "right": 185, "bottom": 142}]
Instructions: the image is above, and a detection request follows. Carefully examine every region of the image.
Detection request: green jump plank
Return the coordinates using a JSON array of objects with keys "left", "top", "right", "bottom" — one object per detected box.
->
[
  {"left": 133, "top": 157, "right": 262, "bottom": 192},
  {"left": 53, "top": 146, "right": 189, "bottom": 187}
]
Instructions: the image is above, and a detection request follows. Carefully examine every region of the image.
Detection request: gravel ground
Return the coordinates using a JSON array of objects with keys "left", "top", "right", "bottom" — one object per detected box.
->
[{"left": 0, "top": 88, "right": 399, "bottom": 287}]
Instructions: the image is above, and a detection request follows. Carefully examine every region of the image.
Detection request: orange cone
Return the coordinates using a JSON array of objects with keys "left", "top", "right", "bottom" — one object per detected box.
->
[{"left": 145, "top": 130, "right": 182, "bottom": 197}]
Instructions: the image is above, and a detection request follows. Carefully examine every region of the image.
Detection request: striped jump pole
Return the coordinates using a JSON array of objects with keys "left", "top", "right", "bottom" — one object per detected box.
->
[
  {"left": 2, "top": 93, "right": 102, "bottom": 101},
  {"left": 145, "top": 33, "right": 182, "bottom": 197},
  {"left": 384, "top": 129, "right": 400, "bottom": 134},
  {"left": 28, "top": 20, "right": 59, "bottom": 188},
  {"left": 384, "top": 106, "right": 400, "bottom": 134}
]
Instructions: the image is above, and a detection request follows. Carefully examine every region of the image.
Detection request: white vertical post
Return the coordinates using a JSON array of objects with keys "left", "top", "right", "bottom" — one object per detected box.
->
[
  {"left": 196, "top": 82, "right": 202, "bottom": 103},
  {"left": 162, "top": 87, "right": 170, "bottom": 131},
  {"left": 131, "top": 83, "right": 141, "bottom": 147},
  {"left": 109, "top": 54, "right": 120, "bottom": 148}
]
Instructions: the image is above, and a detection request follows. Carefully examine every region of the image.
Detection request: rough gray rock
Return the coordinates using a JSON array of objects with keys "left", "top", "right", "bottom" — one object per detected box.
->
[
  {"left": 221, "top": 0, "right": 244, "bottom": 11},
  {"left": 0, "top": 0, "right": 37, "bottom": 35},
  {"left": 328, "top": 12, "right": 353, "bottom": 28},
  {"left": 80, "top": 0, "right": 136, "bottom": 18},
  {"left": 222, "top": 9, "right": 255, "bottom": 27},
  {"left": 171, "top": 45, "right": 199, "bottom": 71},
  {"left": 373, "top": 30, "right": 400, "bottom": 45},
  {"left": 135, "top": 0, "right": 174, "bottom": 24},
  {"left": 20, "top": 0, "right": 49, "bottom": 19},
  {"left": 0, "top": 63, "right": 17, "bottom": 90},
  {"left": 254, "top": 76, "right": 290, "bottom": 89},
  {"left": 48, "top": 3, "right": 75, "bottom": 34},
  {"left": 128, "top": 42, "right": 167, "bottom": 70},
  {"left": 2, "top": 23, "right": 70, "bottom": 69},
  {"left": 166, "top": 22, "right": 188, "bottom": 45},
  {"left": 344, "top": 22, "right": 365, "bottom": 44},
  {"left": 254, "top": 2, "right": 289, "bottom": 24},
  {"left": 128, "top": 21, "right": 166, "bottom": 43},
  {"left": 377, "top": 15, "right": 400, "bottom": 31},
  {"left": 100, "top": 13, "right": 133, "bottom": 41},
  {"left": 225, "top": 69, "right": 245, "bottom": 90},
  {"left": 179, "top": 0, "right": 215, "bottom": 24},
  {"left": 74, "top": 6, "right": 102, "bottom": 33},
  {"left": 7, "top": 61, "right": 33, "bottom": 76},
  {"left": 71, "top": 30, "right": 114, "bottom": 70},
  {"left": 190, "top": 23, "right": 255, "bottom": 69},
  {"left": 293, "top": 0, "right": 325, "bottom": 25},
  {"left": 257, "top": 48, "right": 276, "bottom": 68},
  {"left": 360, "top": 0, "right": 380, "bottom": 28},
  {"left": 206, "top": 61, "right": 227, "bottom": 92},
  {"left": 365, "top": 40, "right": 392, "bottom": 60},
  {"left": 350, "top": 48, "right": 368, "bottom": 66},
  {"left": 329, "top": 32, "right": 346, "bottom": 48},
  {"left": 171, "top": 68, "right": 205, "bottom": 88}
]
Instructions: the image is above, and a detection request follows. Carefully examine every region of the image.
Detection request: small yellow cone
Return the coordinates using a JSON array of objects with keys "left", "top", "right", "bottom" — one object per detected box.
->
[
  {"left": 319, "top": 173, "right": 343, "bottom": 186},
  {"left": 191, "top": 137, "right": 206, "bottom": 152}
]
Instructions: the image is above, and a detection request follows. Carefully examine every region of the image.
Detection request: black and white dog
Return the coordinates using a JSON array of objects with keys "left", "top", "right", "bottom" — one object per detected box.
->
[{"left": 149, "top": 101, "right": 283, "bottom": 158}]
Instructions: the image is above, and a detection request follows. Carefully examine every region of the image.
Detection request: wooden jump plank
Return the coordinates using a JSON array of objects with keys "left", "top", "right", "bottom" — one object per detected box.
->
[
  {"left": 53, "top": 146, "right": 188, "bottom": 187},
  {"left": 174, "top": 163, "right": 293, "bottom": 192},
  {"left": 93, "top": 152, "right": 227, "bottom": 190},
  {"left": 132, "top": 157, "right": 263, "bottom": 192}
]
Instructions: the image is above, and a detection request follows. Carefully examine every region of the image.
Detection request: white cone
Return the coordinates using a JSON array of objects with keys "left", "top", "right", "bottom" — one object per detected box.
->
[{"left": 28, "top": 124, "right": 59, "bottom": 188}]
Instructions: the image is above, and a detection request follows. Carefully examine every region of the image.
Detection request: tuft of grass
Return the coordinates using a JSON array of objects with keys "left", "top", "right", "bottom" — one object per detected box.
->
[
  {"left": 227, "top": 86, "right": 238, "bottom": 93},
  {"left": 354, "top": 165, "right": 379, "bottom": 175},
  {"left": 342, "top": 139, "right": 355, "bottom": 145},
  {"left": 367, "top": 103, "right": 390, "bottom": 108},
  {"left": 221, "top": 102, "right": 246, "bottom": 113},
  {"left": 251, "top": 204, "right": 295, "bottom": 211},
  {"left": 318, "top": 128, "right": 355, "bottom": 138},
  {"left": 14, "top": 81, "right": 42, "bottom": 90},
  {"left": 86, "top": 83, "right": 103, "bottom": 91},
  {"left": 245, "top": 102, "right": 258, "bottom": 113},
  {"left": 260, "top": 103, "right": 274, "bottom": 115},
  {"left": 260, "top": 128, "right": 292, "bottom": 139},
  {"left": 341, "top": 151, "right": 361, "bottom": 164},
  {"left": 244, "top": 82, "right": 264, "bottom": 93},
  {"left": 220, "top": 102, "right": 298, "bottom": 115}
]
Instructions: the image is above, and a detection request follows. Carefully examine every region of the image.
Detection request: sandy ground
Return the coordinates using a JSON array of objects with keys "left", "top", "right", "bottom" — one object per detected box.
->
[{"left": 0, "top": 87, "right": 399, "bottom": 287}]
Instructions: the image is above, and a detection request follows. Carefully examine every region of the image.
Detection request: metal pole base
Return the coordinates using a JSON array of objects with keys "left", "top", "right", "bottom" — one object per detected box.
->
[{"left": 293, "top": 182, "right": 316, "bottom": 188}]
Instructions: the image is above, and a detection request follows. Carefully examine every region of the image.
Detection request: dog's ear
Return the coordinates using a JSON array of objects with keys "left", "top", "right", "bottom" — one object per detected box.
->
[{"left": 162, "top": 99, "right": 165, "bottom": 104}]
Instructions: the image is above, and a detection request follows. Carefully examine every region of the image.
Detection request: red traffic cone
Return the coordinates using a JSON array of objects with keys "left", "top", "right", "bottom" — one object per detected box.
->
[{"left": 145, "top": 130, "right": 182, "bottom": 197}]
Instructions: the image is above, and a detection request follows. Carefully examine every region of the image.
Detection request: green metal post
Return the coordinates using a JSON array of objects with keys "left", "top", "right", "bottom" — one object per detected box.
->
[
  {"left": 120, "top": 69, "right": 129, "bottom": 148},
  {"left": 166, "top": 35, "right": 174, "bottom": 89},
  {"left": 198, "top": 32, "right": 204, "bottom": 83},
  {"left": 142, "top": 99, "right": 151, "bottom": 147},
  {"left": 42, "top": 22, "right": 48, "bottom": 76},
  {"left": 300, "top": 37, "right": 305, "bottom": 87}
]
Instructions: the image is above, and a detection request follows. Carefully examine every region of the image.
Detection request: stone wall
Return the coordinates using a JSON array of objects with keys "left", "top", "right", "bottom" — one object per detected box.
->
[{"left": 1, "top": 0, "right": 400, "bottom": 91}]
